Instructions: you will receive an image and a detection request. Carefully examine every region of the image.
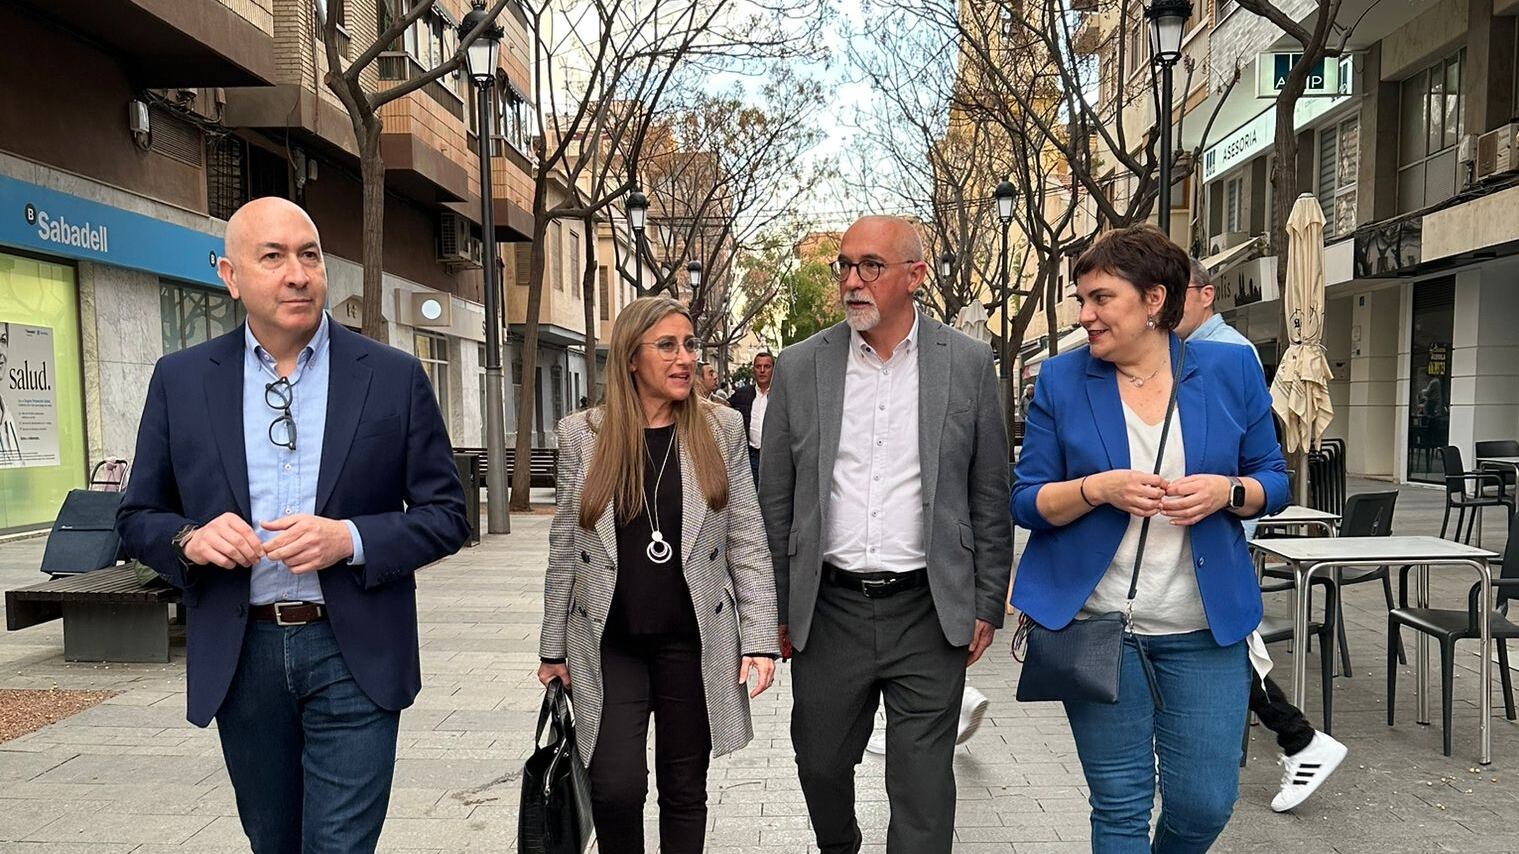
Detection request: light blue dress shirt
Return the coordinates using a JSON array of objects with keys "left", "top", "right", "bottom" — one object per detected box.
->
[
  {"left": 243, "top": 313, "right": 364, "bottom": 606},
  {"left": 1187, "top": 312, "right": 1265, "bottom": 538}
]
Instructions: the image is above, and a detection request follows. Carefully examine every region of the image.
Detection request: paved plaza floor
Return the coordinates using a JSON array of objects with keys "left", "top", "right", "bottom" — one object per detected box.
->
[{"left": 0, "top": 480, "right": 1516, "bottom": 852}]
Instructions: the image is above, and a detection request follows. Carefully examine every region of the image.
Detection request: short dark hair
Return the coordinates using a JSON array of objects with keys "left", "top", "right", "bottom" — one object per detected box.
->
[
  {"left": 753, "top": 351, "right": 774, "bottom": 364},
  {"left": 1071, "top": 224, "right": 1190, "bottom": 331}
]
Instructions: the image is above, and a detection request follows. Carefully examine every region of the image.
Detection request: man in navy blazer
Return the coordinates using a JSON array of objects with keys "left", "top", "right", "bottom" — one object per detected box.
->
[{"left": 118, "top": 197, "right": 469, "bottom": 853}]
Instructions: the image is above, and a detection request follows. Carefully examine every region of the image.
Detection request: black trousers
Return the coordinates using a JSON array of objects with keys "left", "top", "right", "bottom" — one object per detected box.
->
[
  {"left": 589, "top": 632, "right": 712, "bottom": 854},
  {"left": 1248, "top": 671, "right": 1316, "bottom": 756},
  {"left": 791, "top": 580, "right": 965, "bottom": 854}
]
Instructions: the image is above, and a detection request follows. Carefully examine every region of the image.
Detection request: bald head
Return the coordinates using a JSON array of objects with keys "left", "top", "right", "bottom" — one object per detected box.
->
[
  {"left": 224, "top": 197, "right": 321, "bottom": 262},
  {"left": 843, "top": 216, "right": 924, "bottom": 264}
]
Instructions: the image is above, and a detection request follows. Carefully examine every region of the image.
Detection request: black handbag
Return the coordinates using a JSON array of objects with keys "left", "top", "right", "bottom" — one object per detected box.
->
[
  {"left": 1014, "top": 339, "right": 1188, "bottom": 704},
  {"left": 519, "top": 679, "right": 595, "bottom": 854}
]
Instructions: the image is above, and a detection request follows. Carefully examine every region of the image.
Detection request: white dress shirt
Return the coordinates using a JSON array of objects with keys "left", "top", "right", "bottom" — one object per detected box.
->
[
  {"left": 748, "top": 385, "right": 769, "bottom": 450},
  {"left": 824, "top": 314, "right": 925, "bottom": 574}
]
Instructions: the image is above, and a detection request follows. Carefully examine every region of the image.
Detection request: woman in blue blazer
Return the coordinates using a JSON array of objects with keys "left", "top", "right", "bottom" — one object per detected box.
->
[{"left": 1010, "top": 225, "right": 1288, "bottom": 853}]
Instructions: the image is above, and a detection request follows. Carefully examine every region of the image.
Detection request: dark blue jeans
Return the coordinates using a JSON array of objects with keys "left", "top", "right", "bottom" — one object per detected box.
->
[
  {"left": 216, "top": 620, "right": 401, "bottom": 854},
  {"left": 1063, "top": 630, "right": 1248, "bottom": 854}
]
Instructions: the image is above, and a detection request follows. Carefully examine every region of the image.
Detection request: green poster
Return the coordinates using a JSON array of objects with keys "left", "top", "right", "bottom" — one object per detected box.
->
[{"left": 0, "top": 252, "right": 84, "bottom": 532}]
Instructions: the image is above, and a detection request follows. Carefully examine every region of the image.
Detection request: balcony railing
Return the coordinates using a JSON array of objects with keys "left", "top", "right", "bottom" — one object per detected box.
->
[{"left": 377, "top": 52, "right": 464, "bottom": 122}]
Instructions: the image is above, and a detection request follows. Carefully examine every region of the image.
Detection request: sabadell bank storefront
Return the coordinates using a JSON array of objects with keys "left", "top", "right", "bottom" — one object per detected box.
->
[{"left": 0, "top": 168, "right": 225, "bottom": 533}]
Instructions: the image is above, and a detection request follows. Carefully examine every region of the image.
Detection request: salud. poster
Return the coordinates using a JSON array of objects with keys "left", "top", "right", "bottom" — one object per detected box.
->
[{"left": 0, "top": 322, "right": 60, "bottom": 468}]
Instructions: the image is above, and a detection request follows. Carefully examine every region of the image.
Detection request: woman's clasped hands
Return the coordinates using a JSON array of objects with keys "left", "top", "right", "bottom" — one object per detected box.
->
[{"left": 1088, "top": 469, "right": 1234, "bottom": 526}]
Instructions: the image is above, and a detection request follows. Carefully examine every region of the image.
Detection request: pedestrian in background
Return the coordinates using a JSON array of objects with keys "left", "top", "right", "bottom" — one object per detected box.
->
[
  {"left": 1011, "top": 224, "right": 1288, "bottom": 852},
  {"left": 727, "top": 351, "right": 774, "bottom": 485},
  {"left": 537, "top": 296, "right": 778, "bottom": 854},
  {"left": 1176, "top": 257, "right": 1346, "bottom": 812}
]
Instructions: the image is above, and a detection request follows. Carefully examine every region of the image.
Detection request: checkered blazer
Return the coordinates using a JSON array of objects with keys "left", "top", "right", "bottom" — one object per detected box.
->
[{"left": 539, "top": 403, "right": 780, "bottom": 763}]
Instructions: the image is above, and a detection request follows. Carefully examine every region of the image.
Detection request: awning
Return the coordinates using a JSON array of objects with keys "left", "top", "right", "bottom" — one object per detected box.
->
[
  {"left": 1201, "top": 235, "right": 1266, "bottom": 277},
  {"left": 1022, "top": 326, "right": 1089, "bottom": 374}
]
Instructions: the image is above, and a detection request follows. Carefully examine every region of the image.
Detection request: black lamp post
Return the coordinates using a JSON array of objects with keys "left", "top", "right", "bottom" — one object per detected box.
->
[
  {"left": 938, "top": 249, "right": 954, "bottom": 282},
  {"left": 1147, "top": 0, "right": 1191, "bottom": 234},
  {"left": 627, "top": 186, "right": 649, "bottom": 289},
  {"left": 460, "top": 1, "right": 509, "bottom": 535},
  {"left": 993, "top": 177, "right": 1018, "bottom": 419}
]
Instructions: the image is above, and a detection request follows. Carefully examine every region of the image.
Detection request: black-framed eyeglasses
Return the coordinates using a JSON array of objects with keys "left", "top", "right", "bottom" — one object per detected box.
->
[
  {"left": 265, "top": 378, "right": 296, "bottom": 451},
  {"left": 830, "top": 258, "right": 918, "bottom": 283},
  {"left": 638, "top": 336, "right": 702, "bottom": 361}
]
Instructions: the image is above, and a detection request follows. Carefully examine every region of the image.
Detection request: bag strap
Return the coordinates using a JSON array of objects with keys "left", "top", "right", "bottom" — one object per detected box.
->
[{"left": 1123, "top": 336, "right": 1189, "bottom": 618}]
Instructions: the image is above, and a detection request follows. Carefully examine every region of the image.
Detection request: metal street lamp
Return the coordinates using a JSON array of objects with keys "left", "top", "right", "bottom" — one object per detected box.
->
[
  {"left": 627, "top": 186, "right": 649, "bottom": 288},
  {"left": 460, "top": 1, "right": 509, "bottom": 535},
  {"left": 993, "top": 177, "right": 1018, "bottom": 436},
  {"left": 938, "top": 249, "right": 954, "bottom": 281},
  {"left": 687, "top": 259, "right": 703, "bottom": 291},
  {"left": 1147, "top": 0, "right": 1192, "bottom": 233}
]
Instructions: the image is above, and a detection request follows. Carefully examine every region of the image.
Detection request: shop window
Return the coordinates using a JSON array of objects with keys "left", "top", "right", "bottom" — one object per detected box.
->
[
  {"left": 160, "top": 281, "right": 244, "bottom": 355},
  {"left": 1224, "top": 175, "right": 1243, "bottom": 234},
  {"left": 415, "top": 331, "right": 450, "bottom": 419},
  {"left": 1397, "top": 50, "right": 1464, "bottom": 214}
]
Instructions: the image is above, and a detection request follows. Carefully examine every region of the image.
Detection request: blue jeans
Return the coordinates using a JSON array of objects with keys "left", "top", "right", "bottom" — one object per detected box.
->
[
  {"left": 216, "top": 621, "right": 401, "bottom": 854},
  {"left": 1063, "top": 630, "right": 1248, "bottom": 854}
]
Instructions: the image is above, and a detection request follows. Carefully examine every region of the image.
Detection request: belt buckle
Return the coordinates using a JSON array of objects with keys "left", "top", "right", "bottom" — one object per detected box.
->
[
  {"left": 859, "top": 577, "right": 895, "bottom": 599},
  {"left": 271, "top": 601, "right": 305, "bottom": 627}
]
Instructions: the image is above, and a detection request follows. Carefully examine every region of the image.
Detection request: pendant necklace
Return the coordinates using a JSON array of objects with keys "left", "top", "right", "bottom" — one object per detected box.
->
[
  {"left": 1117, "top": 365, "right": 1162, "bottom": 388},
  {"left": 643, "top": 427, "right": 676, "bottom": 565}
]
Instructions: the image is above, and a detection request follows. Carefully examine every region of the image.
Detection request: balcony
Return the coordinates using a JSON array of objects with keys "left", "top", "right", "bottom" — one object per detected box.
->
[
  {"left": 378, "top": 92, "right": 471, "bottom": 204},
  {"left": 15, "top": 0, "right": 276, "bottom": 86}
]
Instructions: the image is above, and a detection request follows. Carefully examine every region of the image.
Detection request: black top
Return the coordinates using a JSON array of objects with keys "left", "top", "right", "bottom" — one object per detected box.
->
[{"left": 607, "top": 425, "right": 700, "bottom": 637}]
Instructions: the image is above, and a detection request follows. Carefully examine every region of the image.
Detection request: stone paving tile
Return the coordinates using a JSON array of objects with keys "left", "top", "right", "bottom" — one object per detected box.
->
[{"left": 0, "top": 479, "right": 1515, "bottom": 852}]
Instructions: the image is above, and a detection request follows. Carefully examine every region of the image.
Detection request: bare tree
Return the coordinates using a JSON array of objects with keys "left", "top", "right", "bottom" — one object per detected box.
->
[
  {"left": 507, "top": 0, "right": 819, "bottom": 509},
  {"left": 315, "top": 0, "right": 515, "bottom": 342}
]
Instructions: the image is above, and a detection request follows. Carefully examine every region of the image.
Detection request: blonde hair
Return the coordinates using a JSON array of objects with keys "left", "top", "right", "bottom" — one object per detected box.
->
[{"left": 579, "top": 296, "right": 729, "bottom": 528}]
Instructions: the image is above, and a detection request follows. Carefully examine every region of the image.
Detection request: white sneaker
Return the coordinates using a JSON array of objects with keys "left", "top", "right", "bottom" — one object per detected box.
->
[
  {"left": 865, "top": 709, "right": 886, "bottom": 755},
  {"left": 957, "top": 686, "right": 990, "bottom": 745},
  {"left": 1271, "top": 731, "right": 1348, "bottom": 813}
]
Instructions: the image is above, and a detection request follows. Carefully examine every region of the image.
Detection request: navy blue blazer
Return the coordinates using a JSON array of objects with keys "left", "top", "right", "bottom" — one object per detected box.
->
[
  {"left": 1009, "top": 334, "right": 1288, "bottom": 646},
  {"left": 118, "top": 321, "right": 470, "bottom": 726}
]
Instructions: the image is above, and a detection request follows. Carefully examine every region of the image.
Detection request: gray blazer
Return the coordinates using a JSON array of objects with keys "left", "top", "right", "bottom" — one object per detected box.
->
[
  {"left": 758, "top": 316, "right": 1014, "bottom": 650},
  {"left": 539, "top": 404, "right": 779, "bottom": 763}
]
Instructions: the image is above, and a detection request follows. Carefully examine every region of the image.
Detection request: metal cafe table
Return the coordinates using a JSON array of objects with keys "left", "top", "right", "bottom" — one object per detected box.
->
[
  {"left": 1477, "top": 455, "right": 1519, "bottom": 478},
  {"left": 1256, "top": 505, "right": 1341, "bottom": 537},
  {"left": 1248, "top": 536, "right": 1500, "bottom": 763}
]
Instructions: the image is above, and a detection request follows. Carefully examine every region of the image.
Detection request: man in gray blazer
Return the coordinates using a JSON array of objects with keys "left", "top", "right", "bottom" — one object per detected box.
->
[{"left": 758, "top": 216, "right": 1013, "bottom": 853}]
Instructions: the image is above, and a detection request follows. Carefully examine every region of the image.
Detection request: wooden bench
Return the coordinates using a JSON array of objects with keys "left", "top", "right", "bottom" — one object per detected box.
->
[
  {"left": 6, "top": 566, "right": 180, "bottom": 663},
  {"left": 453, "top": 446, "right": 559, "bottom": 489}
]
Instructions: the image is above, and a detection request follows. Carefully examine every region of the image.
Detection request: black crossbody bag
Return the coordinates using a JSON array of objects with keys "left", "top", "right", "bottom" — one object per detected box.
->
[{"left": 1013, "top": 340, "right": 1187, "bottom": 704}]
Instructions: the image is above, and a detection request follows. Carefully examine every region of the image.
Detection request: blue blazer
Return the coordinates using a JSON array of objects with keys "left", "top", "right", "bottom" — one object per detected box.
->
[
  {"left": 118, "top": 322, "right": 471, "bottom": 726},
  {"left": 1009, "top": 334, "right": 1287, "bottom": 646}
]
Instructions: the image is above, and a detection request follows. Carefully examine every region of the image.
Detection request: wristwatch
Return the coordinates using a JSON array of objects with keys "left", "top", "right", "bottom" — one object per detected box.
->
[
  {"left": 171, "top": 524, "right": 199, "bottom": 566},
  {"left": 1227, "top": 476, "right": 1246, "bottom": 510}
]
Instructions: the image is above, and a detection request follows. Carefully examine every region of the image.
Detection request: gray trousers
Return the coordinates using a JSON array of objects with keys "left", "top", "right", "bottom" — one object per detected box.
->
[{"left": 791, "top": 579, "right": 966, "bottom": 854}]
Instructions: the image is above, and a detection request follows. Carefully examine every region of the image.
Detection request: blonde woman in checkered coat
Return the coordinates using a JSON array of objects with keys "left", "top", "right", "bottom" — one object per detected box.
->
[{"left": 537, "top": 296, "right": 779, "bottom": 854}]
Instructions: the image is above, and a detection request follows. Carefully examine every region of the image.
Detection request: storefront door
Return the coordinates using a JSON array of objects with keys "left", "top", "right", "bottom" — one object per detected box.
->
[{"left": 1407, "top": 278, "right": 1455, "bottom": 483}]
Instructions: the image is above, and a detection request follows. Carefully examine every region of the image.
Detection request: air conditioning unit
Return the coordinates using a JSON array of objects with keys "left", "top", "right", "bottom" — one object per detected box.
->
[
  {"left": 437, "top": 212, "right": 484, "bottom": 271},
  {"left": 1475, "top": 123, "right": 1519, "bottom": 181},
  {"left": 1208, "top": 231, "right": 1250, "bottom": 255}
]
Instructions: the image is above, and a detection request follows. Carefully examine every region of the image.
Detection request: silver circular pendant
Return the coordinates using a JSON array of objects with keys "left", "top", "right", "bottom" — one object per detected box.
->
[{"left": 646, "top": 530, "right": 672, "bottom": 565}]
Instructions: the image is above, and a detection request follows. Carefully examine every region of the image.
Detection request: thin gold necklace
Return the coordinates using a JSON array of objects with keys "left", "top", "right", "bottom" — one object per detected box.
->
[{"left": 1117, "top": 365, "right": 1162, "bottom": 387}]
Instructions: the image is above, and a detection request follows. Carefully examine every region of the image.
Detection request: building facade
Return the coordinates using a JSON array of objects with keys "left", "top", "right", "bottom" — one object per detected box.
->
[{"left": 0, "top": 0, "right": 542, "bottom": 532}]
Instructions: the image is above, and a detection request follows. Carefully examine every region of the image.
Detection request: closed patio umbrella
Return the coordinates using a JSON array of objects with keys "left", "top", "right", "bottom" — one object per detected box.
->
[{"left": 1272, "top": 194, "right": 1335, "bottom": 504}]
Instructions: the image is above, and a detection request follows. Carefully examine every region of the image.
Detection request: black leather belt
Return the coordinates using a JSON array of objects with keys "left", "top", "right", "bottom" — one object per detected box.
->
[
  {"left": 824, "top": 565, "right": 928, "bottom": 598},
  {"left": 250, "top": 601, "right": 327, "bottom": 625}
]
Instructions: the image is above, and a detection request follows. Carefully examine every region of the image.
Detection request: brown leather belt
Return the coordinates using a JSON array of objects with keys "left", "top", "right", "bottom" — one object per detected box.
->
[
  {"left": 823, "top": 565, "right": 928, "bottom": 598},
  {"left": 250, "top": 601, "right": 327, "bottom": 626}
]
